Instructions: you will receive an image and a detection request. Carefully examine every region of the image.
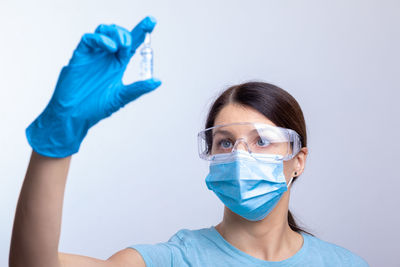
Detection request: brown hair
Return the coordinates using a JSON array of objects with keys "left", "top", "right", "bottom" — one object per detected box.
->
[{"left": 205, "top": 81, "right": 310, "bottom": 234}]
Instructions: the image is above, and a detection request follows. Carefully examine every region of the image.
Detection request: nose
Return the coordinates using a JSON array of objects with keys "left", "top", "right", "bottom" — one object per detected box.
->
[{"left": 232, "top": 139, "right": 250, "bottom": 152}]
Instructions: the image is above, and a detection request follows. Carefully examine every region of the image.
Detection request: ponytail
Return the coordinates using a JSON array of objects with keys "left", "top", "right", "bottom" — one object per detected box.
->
[{"left": 288, "top": 210, "right": 312, "bottom": 236}]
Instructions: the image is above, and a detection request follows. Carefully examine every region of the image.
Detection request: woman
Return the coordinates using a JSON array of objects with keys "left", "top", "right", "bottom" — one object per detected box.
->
[{"left": 9, "top": 16, "right": 368, "bottom": 266}]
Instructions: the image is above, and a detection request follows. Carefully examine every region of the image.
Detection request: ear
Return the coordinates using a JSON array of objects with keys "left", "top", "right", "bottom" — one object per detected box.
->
[{"left": 293, "top": 147, "right": 308, "bottom": 177}]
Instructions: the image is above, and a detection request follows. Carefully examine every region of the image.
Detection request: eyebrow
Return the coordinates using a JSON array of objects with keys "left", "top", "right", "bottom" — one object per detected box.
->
[
  {"left": 212, "top": 128, "right": 259, "bottom": 137},
  {"left": 212, "top": 129, "right": 233, "bottom": 137}
]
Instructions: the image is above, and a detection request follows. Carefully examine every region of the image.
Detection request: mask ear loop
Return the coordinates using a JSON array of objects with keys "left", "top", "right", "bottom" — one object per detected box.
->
[{"left": 287, "top": 177, "right": 294, "bottom": 188}]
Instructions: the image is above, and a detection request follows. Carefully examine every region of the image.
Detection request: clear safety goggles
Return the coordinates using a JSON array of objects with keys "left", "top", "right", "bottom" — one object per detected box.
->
[{"left": 198, "top": 122, "right": 302, "bottom": 161}]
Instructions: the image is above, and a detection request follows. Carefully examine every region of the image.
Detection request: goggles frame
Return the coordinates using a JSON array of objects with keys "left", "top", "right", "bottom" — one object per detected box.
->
[{"left": 197, "top": 122, "right": 302, "bottom": 161}]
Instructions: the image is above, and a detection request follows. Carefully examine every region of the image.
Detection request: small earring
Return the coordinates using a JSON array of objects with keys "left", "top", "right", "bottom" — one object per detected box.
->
[{"left": 294, "top": 171, "right": 298, "bottom": 176}]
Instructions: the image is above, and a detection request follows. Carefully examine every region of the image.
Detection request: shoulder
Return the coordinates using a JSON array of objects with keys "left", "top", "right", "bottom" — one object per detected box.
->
[
  {"left": 168, "top": 227, "right": 217, "bottom": 246},
  {"left": 303, "top": 233, "right": 369, "bottom": 266},
  {"left": 126, "top": 227, "right": 217, "bottom": 267},
  {"left": 172, "top": 227, "right": 214, "bottom": 238}
]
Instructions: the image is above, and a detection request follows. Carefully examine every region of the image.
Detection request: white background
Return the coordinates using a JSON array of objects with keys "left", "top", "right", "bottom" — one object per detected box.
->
[{"left": 1, "top": 0, "right": 399, "bottom": 266}]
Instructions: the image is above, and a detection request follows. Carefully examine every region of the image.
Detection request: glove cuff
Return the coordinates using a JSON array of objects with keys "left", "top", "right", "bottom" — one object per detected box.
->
[{"left": 25, "top": 107, "right": 89, "bottom": 158}]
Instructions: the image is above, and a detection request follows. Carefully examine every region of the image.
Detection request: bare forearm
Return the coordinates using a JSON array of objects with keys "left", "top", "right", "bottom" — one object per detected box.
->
[{"left": 9, "top": 150, "right": 71, "bottom": 267}]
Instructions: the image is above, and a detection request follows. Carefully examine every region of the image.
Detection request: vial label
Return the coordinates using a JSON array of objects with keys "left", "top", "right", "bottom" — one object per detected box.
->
[{"left": 140, "top": 33, "right": 153, "bottom": 80}]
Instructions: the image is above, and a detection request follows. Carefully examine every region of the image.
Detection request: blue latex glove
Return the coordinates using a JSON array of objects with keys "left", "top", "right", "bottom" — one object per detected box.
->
[{"left": 26, "top": 16, "right": 162, "bottom": 158}]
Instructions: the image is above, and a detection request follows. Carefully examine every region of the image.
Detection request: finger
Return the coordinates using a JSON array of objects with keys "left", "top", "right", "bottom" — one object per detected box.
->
[
  {"left": 95, "top": 24, "right": 132, "bottom": 59},
  {"left": 130, "top": 16, "right": 157, "bottom": 54},
  {"left": 119, "top": 78, "right": 162, "bottom": 106},
  {"left": 76, "top": 33, "right": 118, "bottom": 54}
]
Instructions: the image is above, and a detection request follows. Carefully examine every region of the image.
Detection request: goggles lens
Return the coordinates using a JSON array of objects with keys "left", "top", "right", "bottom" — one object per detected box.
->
[{"left": 198, "top": 122, "right": 301, "bottom": 161}]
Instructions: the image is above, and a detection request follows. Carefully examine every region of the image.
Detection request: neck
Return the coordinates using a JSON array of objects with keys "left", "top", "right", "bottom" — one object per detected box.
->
[{"left": 215, "top": 192, "right": 303, "bottom": 261}]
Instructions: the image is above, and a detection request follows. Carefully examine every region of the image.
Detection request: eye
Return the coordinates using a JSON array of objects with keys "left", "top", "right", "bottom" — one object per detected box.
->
[
  {"left": 219, "top": 139, "right": 233, "bottom": 149},
  {"left": 257, "top": 137, "right": 270, "bottom": 147}
]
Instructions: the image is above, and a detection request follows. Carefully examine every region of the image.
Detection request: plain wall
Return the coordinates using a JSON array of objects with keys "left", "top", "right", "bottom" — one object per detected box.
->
[{"left": 1, "top": 0, "right": 399, "bottom": 266}]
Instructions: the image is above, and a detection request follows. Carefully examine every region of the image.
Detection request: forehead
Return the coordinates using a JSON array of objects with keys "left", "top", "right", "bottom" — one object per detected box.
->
[{"left": 214, "top": 104, "right": 277, "bottom": 127}]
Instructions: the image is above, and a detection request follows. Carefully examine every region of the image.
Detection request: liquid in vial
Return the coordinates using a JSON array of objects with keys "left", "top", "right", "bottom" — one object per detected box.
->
[{"left": 140, "top": 33, "right": 153, "bottom": 80}]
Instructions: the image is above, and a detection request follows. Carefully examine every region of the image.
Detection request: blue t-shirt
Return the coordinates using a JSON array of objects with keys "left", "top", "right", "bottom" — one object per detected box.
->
[{"left": 128, "top": 226, "right": 368, "bottom": 266}]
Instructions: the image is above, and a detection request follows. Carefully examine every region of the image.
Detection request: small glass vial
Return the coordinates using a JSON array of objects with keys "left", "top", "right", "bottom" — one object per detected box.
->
[{"left": 140, "top": 33, "right": 153, "bottom": 80}]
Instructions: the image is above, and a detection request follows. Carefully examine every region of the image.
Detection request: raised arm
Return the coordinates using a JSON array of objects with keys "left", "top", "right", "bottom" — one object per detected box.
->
[
  {"left": 9, "top": 16, "right": 161, "bottom": 267},
  {"left": 10, "top": 152, "right": 71, "bottom": 267},
  {"left": 10, "top": 152, "right": 146, "bottom": 267}
]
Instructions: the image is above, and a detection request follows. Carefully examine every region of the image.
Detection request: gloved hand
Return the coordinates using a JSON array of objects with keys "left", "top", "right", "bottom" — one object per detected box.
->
[{"left": 26, "top": 16, "right": 162, "bottom": 158}]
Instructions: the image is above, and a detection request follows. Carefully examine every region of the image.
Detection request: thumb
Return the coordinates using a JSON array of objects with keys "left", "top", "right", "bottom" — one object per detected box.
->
[{"left": 118, "top": 78, "right": 162, "bottom": 106}]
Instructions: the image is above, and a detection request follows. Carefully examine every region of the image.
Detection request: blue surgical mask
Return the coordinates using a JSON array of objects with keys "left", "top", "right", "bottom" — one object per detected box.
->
[{"left": 205, "top": 150, "right": 293, "bottom": 221}]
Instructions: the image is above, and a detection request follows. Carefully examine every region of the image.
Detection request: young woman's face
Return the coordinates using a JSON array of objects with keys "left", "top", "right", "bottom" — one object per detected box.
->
[{"left": 213, "top": 103, "right": 307, "bottom": 183}]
